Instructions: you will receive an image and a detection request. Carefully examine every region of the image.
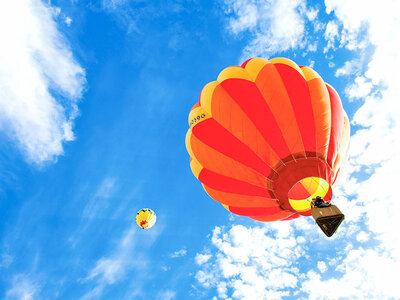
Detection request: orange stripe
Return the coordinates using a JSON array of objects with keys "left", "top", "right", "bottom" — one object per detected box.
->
[
  {"left": 281, "top": 214, "right": 301, "bottom": 221},
  {"left": 305, "top": 77, "right": 331, "bottom": 159},
  {"left": 203, "top": 185, "right": 275, "bottom": 207},
  {"left": 250, "top": 210, "right": 295, "bottom": 222},
  {"left": 189, "top": 131, "right": 270, "bottom": 188},
  {"left": 326, "top": 84, "right": 344, "bottom": 167},
  {"left": 333, "top": 112, "right": 350, "bottom": 175},
  {"left": 198, "top": 169, "right": 271, "bottom": 197}
]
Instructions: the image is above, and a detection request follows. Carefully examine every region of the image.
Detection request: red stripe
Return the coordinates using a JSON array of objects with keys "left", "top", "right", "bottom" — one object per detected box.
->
[
  {"left": 326, "top": 84, "right": 344, "bottom": 167},
  {"left": 220, "top": 79, "right": 291, "bottom": 159},
  {"left": 325, "top": 185, "right": 333, "bottom": 201},
  {"left": 228, "top": 205, "right": 282, "bottom": 217},
  {"left": 198, "top": 169, "right": 270, "bottom": 197},
  {"left": 281, "top": 214, "right": 301, "bottom": 221},
  {"left": 192, "top": 119, "right": 271, "bottom": 177},
  {"left": 288, "top": 181, "right": 311, "bottom": 200},
  {"left": 241, "top": 58, "right": 252, "bottom": 68},
  {"left": 275, "top": 64, "right": 316, "bottom": 153},
  {"left": 332, "top": 168, "right": 340, "bottom": 185}
]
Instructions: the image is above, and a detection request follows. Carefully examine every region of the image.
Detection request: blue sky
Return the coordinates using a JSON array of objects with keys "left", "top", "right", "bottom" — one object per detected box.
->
[{"left": 0, "top": 0, "right": 399, "bottom": 299}]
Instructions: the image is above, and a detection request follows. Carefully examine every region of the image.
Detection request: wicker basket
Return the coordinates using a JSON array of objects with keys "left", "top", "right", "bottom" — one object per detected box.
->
[{"left": 311, "top": 205, "right": 344, "bottom": 237}]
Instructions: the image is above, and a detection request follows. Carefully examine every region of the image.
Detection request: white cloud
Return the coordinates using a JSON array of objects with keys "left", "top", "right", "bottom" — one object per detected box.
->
[
  {"left": 6, "top": 275, "right": 39, "bottom": 300},
  {"left": 81, "top": 221, "right": 162, "bottom": 299},
  {"left": 345, "top": 76, "right": 373, "bottom": 100},
  {"left": 216, "top": 282, "right": 228, "bottom": 299},
  {"left": 156, "top": 290, "right": 176, "bottom": 300},
  {"left": 224, "top": 0, "right": 259, "bottom": 34},
  {"left": 195, "top": 225, "right": 305, "bottom": 299},
  {"left": 86, "top": 258, "right": 124, "bottom": 285},
  {"left": 170, "top": 248, "right": 187, "bottom": 258},
  {"left": 83, "top": 227, "right": 136, "bottom": 284},
  {"left": 305, "top": 7, "right": 318, "bottom": 21},
  {"left": 323, "top": 20, "right": 339, "bottom": 53},
  {"left": 94, "top": 178, "right": 117, "bottom": 199},
  {"left": 300, "top": 0, "right": 400, "bottom": 299},
  {"left": 317, "top": 261, "right": 327, "bottom": 273},
  {"left": 223, "top": 0, "right": 312, "bottom": 59},
  {"left": 82, "top": 177, "right": 118, "bottom": 219},
  {"left": 81, "top": 226, "right": 140, "bottom": 299},
  {"left": 302, "top": 248, "right": 399, "bottom": 299},
  {"left": 0, "top": 0, "right": 85, "bottom": 164},
  {"left": 0, "top": 253, "right": 13, "bottom": 268},
  {"left": 335, "top": 59, "right": 362, "bottom": 76},
  {"left": 65, "top": 16, "right": 72, "bottom": 26},
  {"left": 356, "top": 231, "right": 369, "bottom": 243},
  {"left": 307, "top": 43, "right": 317, "bottom": 52},
  {"left": 195, "top": 253, "right": 212, "bottom": 266}
]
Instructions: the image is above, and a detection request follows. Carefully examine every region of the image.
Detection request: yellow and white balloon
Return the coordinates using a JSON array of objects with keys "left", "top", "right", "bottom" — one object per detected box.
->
[{"left": 136, "top": 208, "right": 156, "bottom": 229}]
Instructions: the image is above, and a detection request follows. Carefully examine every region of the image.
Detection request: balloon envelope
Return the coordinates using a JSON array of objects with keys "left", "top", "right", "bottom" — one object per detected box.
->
[
  {"left": 136, "top": 208, "right": 156, "bottom": 229},
  {"left": 186, "top": 57, "right": 350, "bottom": 221}
]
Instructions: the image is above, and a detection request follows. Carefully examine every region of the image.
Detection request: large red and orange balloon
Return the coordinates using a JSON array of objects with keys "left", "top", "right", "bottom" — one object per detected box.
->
[{"left": 186, "top": 57, "right": 350, "bottom": 221}]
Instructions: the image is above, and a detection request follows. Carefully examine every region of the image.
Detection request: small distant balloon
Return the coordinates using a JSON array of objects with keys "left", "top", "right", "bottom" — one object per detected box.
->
[{"left": 136, "top": 208, "right": 156, "bottom": 229}]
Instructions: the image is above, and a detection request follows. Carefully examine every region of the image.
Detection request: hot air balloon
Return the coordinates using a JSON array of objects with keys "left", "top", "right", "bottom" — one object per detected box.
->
[
  {"left": 136, "top": 208, "right": 156, "bottom": 229},
  {"left": 186, "top": 57, "right": 350, "bottom": 237}
]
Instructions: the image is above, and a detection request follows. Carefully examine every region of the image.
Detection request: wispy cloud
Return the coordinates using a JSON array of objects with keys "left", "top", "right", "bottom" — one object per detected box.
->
[
  {"left": 170, "top": 248, "right": 187, "bottom": 258},
  {"left": 0, "top": 0, "right": 85, "bottom": 164},
  {"left": 222, "top": 0, "right": 316, "bottom": 60},
  {"left": 5, "top": 274, "right": 39, "bottom": 300},
  {"left": 81, "top": 225, "right": 138, "bottom": 299},
  {"left": 156, "top": 290, "right": 176, "bottom": 300},
  {"left": 82, "top": 177, "right": 118, "bottom": 220},
  {"left": 81, "top": 222, "right": 162, "bottom": 299},
  {"left": 0, "top": 253, "right": 14, "bottom": 268},
  {"left": 100, "top": 0, "right": 189, "bottom": 34}
]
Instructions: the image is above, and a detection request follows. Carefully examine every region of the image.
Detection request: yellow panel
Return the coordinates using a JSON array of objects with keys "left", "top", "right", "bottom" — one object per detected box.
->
[
  {"left": 288, "top": 177, "right": 330, "bottom": 213},
  {"left": 189, "top": 157, "right": 203, "bottom": 179},
  {"left": 243, "top": 57, "right": 270, "bottom": 81},
  {"left": 289, "top": 197, "right": 312, "bottom": 212},
  {"left": 217, "top": 66, "right": 253, "bottom": 83},
  {"left": 185, "top": 129, "right": 195, "bottom": 158},
  {"left": 221, "top": 204, "right": 230, "bottom": 211},
  {"left": 199, "top": 81, "right": 218, "bottom": 115},
  {"left": 301, "top": 177, "right": 320, "bottom": 195},
  {"left": 301, "top": 66, "right": 322, "bottom": 81},
  {"left": 313, "top": 178, "right": 330, "bottom": 196},
  {"left": 188, "top": 106, "right": 211, "bottom": 128},
  {"left": 333, "top": 112, "right": 350, "bottom": 172},
  {"left": 270, "top": 57, "right": 305, "bottom": 79}
]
